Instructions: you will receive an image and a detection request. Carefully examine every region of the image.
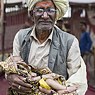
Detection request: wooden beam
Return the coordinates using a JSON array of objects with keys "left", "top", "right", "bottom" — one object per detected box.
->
[{"left": 1, "top": 0, "right": 5, "bottom": 60}]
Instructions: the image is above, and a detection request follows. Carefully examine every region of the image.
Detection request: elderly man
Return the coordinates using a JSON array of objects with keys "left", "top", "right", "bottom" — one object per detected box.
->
[{"left": 6, "top": 0, "right": 87, "bottom": 95}]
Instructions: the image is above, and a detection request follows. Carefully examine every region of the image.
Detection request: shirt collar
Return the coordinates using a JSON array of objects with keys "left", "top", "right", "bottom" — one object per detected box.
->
[{"left": 30, "top": 25, "right": 54, "bottom": 41}]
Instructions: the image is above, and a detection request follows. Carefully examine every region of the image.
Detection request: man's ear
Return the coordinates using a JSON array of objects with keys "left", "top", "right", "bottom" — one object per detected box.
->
[
  {"left": 28, "top": 10, "right": 33, "bottom": 17},
  {"left": 28, "top": 10, "right": 34, "bottom": 22}
]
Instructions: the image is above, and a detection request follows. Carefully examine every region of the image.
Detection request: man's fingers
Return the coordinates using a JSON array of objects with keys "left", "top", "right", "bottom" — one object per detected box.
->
[
  {"left": 67, "top": 86, "right": 77, "bottom": 92},
  {"left": 12, "top": 78, "right": 32, "bottom": 88},
  {"left": 11, "top": 82, "right": 32, "bottom": 94},
  {"left": 7, "top": 74, "right": 32, "bottom": 90},
  {"left": 57, "top": 89, "right": 69, "bottom": 94},
  {"left": 8, "top": 74, "right": 32, "bottom": 88},
  {"left": 57, "top": 86, "right": 78, "bottom": 94},
  {"left": 39, "top": 86, "right": 56, "bottom": 94},
  {"left": 25, "top": 76, "right": 41, "bottom": 82},
  {"left": 39, "top": 86, "right": 52, "bottom": 94}
]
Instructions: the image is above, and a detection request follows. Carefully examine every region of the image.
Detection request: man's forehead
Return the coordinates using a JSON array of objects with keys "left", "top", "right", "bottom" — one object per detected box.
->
[{"left": 34, "top": 0, "right": 54, "bottom": 8}]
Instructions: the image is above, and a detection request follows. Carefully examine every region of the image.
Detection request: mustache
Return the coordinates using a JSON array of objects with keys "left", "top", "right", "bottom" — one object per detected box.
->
[{"left": 38, "top": 20, "right": 53, "bottom": 23}]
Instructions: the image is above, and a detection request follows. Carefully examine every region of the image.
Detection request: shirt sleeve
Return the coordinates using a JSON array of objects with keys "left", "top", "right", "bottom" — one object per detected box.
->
[
  {"left": 13, "top": 31, "right": 21, "bottom": 56},
  {"left": 66, "top": 37, "right": 88, "bottom": 95}
]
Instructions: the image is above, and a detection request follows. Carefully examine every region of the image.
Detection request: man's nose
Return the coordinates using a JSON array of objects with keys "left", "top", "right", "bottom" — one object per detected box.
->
[{"left": 42, "top": 11, "right": 49, "bottom": 19}]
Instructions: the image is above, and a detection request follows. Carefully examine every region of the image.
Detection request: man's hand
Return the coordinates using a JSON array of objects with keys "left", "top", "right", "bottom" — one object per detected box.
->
[
  {"left": 57, "top": 84, "right": 79, "bottom": 95},
  {"left": 57, "top": 86, "right": 78, "bottom": 95},
  {"left": 39, "top": 86, "right": 56, "bottom": 95},
  {"left": 7, "top": 74, "right": 33, "bottom": 94},
  {"left": 39, "top": 84, "right": 78, "bottom": 95}
]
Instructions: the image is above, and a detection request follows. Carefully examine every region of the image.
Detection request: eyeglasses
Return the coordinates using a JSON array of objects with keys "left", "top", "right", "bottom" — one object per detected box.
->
[{"left": 33, "top": 8, "right": 56, "bottom": 16}]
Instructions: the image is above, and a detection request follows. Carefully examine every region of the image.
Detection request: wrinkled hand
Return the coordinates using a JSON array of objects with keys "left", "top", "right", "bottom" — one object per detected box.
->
[
  {"left": 39, "top": 83, "right": 78, "bottom": 95},
  {"left": 57, "top": 85, "right": 78, "bottom": 95},
  {"left": 39, "top": 86, "right": 56, "bottom": 95},
  {"left": 7, "top": 74, "right": 33, "bottom": 94},
  {"left": 57, "top": 84, "right": 79, "bottom": 95}
]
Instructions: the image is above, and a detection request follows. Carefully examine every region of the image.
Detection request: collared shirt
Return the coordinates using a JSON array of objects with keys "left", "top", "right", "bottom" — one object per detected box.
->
[{"left": 28, "top": 26, "right": 53, "bottom": 69}]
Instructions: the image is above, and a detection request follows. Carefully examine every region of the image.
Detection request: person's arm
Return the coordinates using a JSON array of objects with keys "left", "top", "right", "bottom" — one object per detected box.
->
[
  {"left": 6, "top": 31, "right": 34, "bottom": 94},
  {"left": 13, "top": 31, "right": 21, "bottom": 56},
  {"left": 67, "top": 37, "right": 88, "bottom": 95}
]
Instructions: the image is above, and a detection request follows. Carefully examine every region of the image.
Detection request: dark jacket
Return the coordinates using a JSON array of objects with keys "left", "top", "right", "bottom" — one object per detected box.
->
[{"left": 79, "top": 31, "right": 92, "bottom": 54}]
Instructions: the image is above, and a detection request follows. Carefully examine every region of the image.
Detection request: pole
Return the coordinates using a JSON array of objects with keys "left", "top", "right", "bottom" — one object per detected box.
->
[{"left": 1, "top": 0, "right": 6, "bottom": 61}]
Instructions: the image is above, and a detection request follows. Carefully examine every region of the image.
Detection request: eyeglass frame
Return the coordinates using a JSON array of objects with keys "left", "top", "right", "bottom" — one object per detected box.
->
[{"left": 32, "top": 8, "right": 56, "bottom": 16}]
